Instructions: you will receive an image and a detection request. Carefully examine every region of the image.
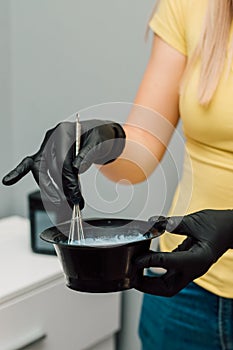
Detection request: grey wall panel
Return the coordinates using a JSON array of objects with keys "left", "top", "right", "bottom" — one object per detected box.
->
[
  {"left": 10, "top": 0, "right": 156, "bottom": 216},
  {"left": 0, "top": 0, "right": 14, "bottom": 218}
]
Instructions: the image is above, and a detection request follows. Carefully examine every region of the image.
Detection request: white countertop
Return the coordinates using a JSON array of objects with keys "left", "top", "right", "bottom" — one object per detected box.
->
[{"left": 0, "top": 216, "right": 63, "bottom": 305}]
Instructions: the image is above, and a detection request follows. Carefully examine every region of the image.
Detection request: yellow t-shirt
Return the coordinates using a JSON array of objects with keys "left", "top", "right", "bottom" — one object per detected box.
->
[{"left": 150, "top": 0, "right": 233, "bottom": 298}]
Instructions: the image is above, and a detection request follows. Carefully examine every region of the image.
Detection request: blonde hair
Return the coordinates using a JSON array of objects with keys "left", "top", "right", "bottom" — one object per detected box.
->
[
  {"left": 185, "top": 0, "right": 233, "bottom": 106},
  {"left": 150, "top": 0, "right": 233, "bottom": 106}
]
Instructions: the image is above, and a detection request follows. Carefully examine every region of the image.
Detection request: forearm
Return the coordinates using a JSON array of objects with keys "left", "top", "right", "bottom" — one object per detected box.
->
[
  {"left": 100, "top": 35, "right": 186, "bottom": 184},
  {"left": 99, "top": 115, "right": 174, "bottom": 184}
]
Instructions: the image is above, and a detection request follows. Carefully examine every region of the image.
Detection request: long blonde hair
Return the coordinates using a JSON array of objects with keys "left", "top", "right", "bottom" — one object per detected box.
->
[
  {"left": 150, "top": 0, "right": 233, "bottom": 106},
  {"left": 186, "top": 0, "right": 233, "bottom": 106}
]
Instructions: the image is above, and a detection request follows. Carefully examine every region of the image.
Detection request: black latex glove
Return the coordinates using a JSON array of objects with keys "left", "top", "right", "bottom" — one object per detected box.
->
[
  {"left": 73, "top": 119, "right": 126, "bottom": 173},
  {"left": 2, "top": 120, "right": 125, "bottom": 208},
  {"left": 135, "top": 209, "right": 233, "bottom": 297}
]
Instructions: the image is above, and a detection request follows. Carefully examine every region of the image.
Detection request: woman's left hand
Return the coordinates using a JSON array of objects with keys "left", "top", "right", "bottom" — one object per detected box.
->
[{"left": 135, "top": 209, "right": 233, "bottom": 296}]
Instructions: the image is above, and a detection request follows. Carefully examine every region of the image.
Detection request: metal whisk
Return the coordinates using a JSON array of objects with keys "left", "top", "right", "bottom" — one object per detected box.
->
[{"left": 68, "top": 113, "right": 84, "bottom": 244}]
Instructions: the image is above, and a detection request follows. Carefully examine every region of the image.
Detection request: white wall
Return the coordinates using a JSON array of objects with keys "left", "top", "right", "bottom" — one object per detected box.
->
[
  {"left": 1, "top": 1, "right": 185, "bottom": 349},
  {"left": 0, "top": 0, "right": 14, "bottom": 217},
  {"left": 9, "top": 0, "right": 157, "bottom": 217}
]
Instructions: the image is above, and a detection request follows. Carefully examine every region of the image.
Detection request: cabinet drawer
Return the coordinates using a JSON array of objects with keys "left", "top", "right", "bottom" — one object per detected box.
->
[{"left": 0, "top": 279, "right": 121, "bottom": 350}]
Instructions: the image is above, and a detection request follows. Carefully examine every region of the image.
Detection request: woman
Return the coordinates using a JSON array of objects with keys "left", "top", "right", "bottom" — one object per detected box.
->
[
  {"left": 135, "top": 0, "right": 233, "bottom": 348},
  {"left": 3, "top": 0, "right": 233, "bottom": 348}
]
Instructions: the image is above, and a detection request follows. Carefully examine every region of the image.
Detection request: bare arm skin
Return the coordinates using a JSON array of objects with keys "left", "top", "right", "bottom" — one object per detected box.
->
[{"left": 100, "top": 35, "right": 187, "bottom": 183}]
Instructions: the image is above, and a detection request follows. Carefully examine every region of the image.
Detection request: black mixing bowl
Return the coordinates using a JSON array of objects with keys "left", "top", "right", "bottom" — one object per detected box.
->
[{"left": 40, "top": 218, "right": 162, "bottom": 293}]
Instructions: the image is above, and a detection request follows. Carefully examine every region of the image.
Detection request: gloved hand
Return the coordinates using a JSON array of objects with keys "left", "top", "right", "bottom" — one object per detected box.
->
[
  {"left": 2, "top": 119, "right": 125, "bottom": 208},
  {"left": 73, "top": 119, "right": 126, "bottom": 173},
  {"left": 135, "top": 209, "right": 233, "bottom": 297}
]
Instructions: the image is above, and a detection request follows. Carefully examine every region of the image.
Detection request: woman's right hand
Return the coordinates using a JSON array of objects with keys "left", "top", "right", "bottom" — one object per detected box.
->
[{"left": 2, "top": 120, "right": 125, "bottom": 209}]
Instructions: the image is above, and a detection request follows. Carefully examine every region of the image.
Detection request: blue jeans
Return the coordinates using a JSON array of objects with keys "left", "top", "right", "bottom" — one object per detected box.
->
[{"left": 138, "top": 281, "right": 233, "bottom": 350}]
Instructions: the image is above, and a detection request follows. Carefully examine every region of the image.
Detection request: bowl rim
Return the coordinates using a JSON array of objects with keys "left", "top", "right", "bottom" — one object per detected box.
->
[{"left": 40, "top": 217, "right": 163, "bottom": 248}]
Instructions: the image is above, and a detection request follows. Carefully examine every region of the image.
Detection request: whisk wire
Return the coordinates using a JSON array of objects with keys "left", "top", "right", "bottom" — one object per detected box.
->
[{"left": 68, "top": 113, "right": 84, "bottom": 244}]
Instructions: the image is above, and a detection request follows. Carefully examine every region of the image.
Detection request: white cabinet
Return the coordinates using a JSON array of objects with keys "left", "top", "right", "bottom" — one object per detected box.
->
[
  {"left": 0, "top": 217, "right": 121, "bottom": 350},
  {"left": 0, "top": 280, "right": 121, "bottom": 350}
]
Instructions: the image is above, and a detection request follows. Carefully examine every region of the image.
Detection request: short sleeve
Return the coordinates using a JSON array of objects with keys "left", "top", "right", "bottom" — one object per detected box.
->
[{"left": 149, "top": 0, "right": 187, "bottom": 55}]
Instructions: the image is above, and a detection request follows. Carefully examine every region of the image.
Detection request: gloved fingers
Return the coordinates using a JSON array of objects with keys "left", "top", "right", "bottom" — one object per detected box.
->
[
  {"left": 39, "top": 183, "right": 62, "bottom": 206},
  {"left": 73, "top": 130, "right": 121, "bottom": 173},
  {"left": 2, "top": 157, "right": 34, "bottom": 185},
  {"left": 61, "top": 162, "right": 84, "bottom": 208},
  {"left": 62, "top": 169, "right": 85, "bottom": 208},
  {"left": 35, "top": 159, "right": 63, "bottom": 206},
  {"left": 52, "top": 121, "right": 85, "bottom": 206},
  {"left": 61, "top": 145, "right": 85, "bottom": 207},
  {"left": 161, "top": 239, "right": 213, "bottom": 272},
  {"left": 148, "top": 216, "right": 168, "bottom": 233},
  {"left": 135, "top": 251, "right": 184, "bottom": 270},
  {"left": 63, "top": 179, "right": 85, "bottom": 209},
  {"left": 52, "top": 144, "right": 82, "bottom": 205},
  {"left": 42, "top": 121, "right": 84, "bottom": 207},
  {"left": 151, "top": 215, "right": 196, "bottom": 238},
  {"left": 135, "top": 269, "right": 183, "bottom": 297},
  {"left": 44, "top": 149, "right": 64, "bottom": 192},
  {"left": 149, "top": 215, "right": 190, "bottom": 237},
  {"left": 135, "top": 243, "right": 208, "bottom": 271},
  {"left": 73, "top": 144, "right": 95, "bottom": 173},
  {"left": 72, "top": 120, "right": 126, "bottom": 172},
  {"left": 53, "top": 122, "right": 75, "bottom": 165},
  {"left": 38, "top": 165, "right": 84, "bottom": 209},
  {"left": 165, "top": 213, "right": 229, "bottom": 253},
  {"left": 46, "top": 121, "right": 75, "bottom": 182},
  {"left": 172, "top": 237, "right": 194, "bottom": 252}
]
